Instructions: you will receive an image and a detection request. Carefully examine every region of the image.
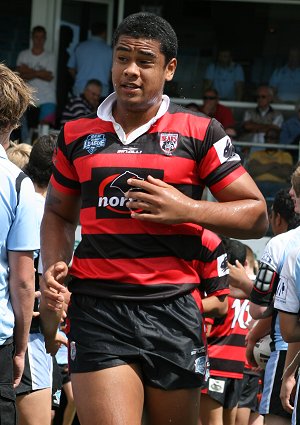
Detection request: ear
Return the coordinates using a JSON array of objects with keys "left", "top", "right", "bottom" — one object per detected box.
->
[{"left": 165, "top": 58, "right": 177, "bottom": 82}]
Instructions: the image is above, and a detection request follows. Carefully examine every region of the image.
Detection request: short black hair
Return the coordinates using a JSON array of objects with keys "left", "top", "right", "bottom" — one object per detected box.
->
[
  {"left": 24, "top": 134, "right": 57, "bottom": 187},
  {"left": 221, "top": 236, "right": 247, "bottom": 265},
  {"left": 272, "top": 188, "right": 300, "bottom": 230},
  {"left": 85, "top": 79, "right": 102, "bottom": 89},
  {"left": 32, "top": 26, "right": 46, "bottom": 36},
  {"left": 112, "top": 12, "right": 178, "bottom": 64}
]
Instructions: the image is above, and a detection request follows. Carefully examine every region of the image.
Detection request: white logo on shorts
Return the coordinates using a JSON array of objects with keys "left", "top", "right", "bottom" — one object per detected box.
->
[
  {"left": 208, "top": 378, "right": 225, "bottom": 394},
  {"left": 70, "top": 341, "right": 76, "bottom": 361}
]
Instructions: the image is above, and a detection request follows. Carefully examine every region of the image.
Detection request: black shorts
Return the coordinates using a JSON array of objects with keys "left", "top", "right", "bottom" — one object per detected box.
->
[
  {"left": 238, "top": 373, "right": 261, "bottom": 411},
  {"left": 0, "top": 342, "right": 16, "bottom": 425},
  {"left": 202, "top": 376, "right": 244, "bottom": 409},
  {"left": 52, "top": 356, "right": 63, "bottom": 410},
  {"left": 67, "top": 292, "right": 207, "bottom": 390}
]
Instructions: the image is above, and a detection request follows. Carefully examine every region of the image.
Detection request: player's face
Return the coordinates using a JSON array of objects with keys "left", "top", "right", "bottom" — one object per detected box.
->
[
  {"left": 84, "top": 84, "right": 102, "bottom": 109},
  {"left": 112, "top": 36, "right": 177, "bottom": 113},
  {"left": 32, "top": 31, "right": 46, "bottom": 49},
  {"left": 289, "top": 185, "right": 300, "bottom": 214}
]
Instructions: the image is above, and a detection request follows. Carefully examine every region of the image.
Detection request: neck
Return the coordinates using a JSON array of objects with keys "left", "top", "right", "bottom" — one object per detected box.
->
[
  {"left": 0, "top": 129, "right": 12, "bottom": 151},
  {"left": 34, "top": 184, "right": 47, "bottom": 197},
  {"left": 112, "top": 100, "right": 162, "bottom": 135}
]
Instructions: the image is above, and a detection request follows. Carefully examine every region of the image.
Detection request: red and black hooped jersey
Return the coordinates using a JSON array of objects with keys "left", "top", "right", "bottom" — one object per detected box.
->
[
  {"left": 51, "top": 102, "right": 244, "bottom": 300},
  {"left": 206, "top": 296, "right": 251, "bottom": 379}
]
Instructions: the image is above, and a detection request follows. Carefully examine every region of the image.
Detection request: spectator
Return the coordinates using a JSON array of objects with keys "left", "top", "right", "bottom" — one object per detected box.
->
[
  {"left": 246, "top": 128, "right": 293, "bottom": 200},
  {"left": 39, "top": 12, "right": 267, "bottom": 425},
  {"left": 203, "top": 47, "right": 245, "bottom": 101},
  {"left": 0, "top": 62, "right": 38, "bottom": 425},
  {"left": 199, "top": 88, "right": 236, "bottom": 135},
  {"left": 269, "top": 47, "right": 300, "bottom": 104},
  {"left": 16, "top": 26, "right": 56, "bottom": 134},
  {"left": 60, "top": 79, "right": 102, "bottom": 126},
  {"left": 68, "top": 22, "right": 112, "bottom": 98},
  {"left": 240, "top": 85, "right": 284, "bottom": 155},
  {"left": 280, "top": 102, "right": 300, "bottom": 162}
]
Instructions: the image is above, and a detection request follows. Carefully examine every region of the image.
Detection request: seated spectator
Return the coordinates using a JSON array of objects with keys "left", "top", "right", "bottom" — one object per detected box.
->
[
  {"left": 269, "top": 47, "right": 300, "bottom": 104},
  {"left": 240, "top": 85, "right": 284, "bottom": 156},
  {"left": 280, "top": 102, "right": 300, "bottom": 162},
  {"left": 60, "top": 79, "right": 102, "bottom": 126},
  {"left": 246, "top": 128, "right": 293, "bottom": 200},
  {"left": 199, "top": 88, "right": 236, "bottom": 135},
  {"left": 203, "top": 47, "right": 245, "bottom": 101}
]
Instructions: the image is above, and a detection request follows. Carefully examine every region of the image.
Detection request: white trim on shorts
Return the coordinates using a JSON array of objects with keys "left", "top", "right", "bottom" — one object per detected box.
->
[{"left": 27, "top": 333, "right": 53, "bottom": 390}]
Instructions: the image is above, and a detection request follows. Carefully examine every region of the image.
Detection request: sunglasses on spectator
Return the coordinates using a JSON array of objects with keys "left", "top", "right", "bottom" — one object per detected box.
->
[
  {"left": 203, "top": 96, "right": 218, "bottom": 100},
  {"left": 257, "top": 95, "right": 268, "bottom": 99}
]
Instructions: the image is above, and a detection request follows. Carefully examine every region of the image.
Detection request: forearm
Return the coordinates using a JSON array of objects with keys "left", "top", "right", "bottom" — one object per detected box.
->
[
  {"left": 282, "top": 342, "right": 300, "bottom": 381},
  {"left": 39, "top": 296, "right": 63, "bottom": 339},
  {"left": 247, "top": 317, "right": 271, "bottom": 344},
  {"left": 202, "top": 295, "right": 228, "bottom": 318},
  {"left": 187, "top": 198, "right": 267, "bottom": 239},
  {"left": 10, "top": 272, "right": 35, "bottom": 355},
  {"left": 41, "top": 210, "right": 76, "bottom": 270}
]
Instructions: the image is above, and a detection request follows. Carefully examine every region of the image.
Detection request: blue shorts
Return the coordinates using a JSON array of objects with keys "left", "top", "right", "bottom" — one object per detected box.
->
[
  {"left": 259, "top": 350, "right": 291, "bottom": 419},
  {"left": 67, "top": 291, "right": 208, "bottom": 390},
  {"left": 15, "top": 333, "right": 53, "bottom": 395}
]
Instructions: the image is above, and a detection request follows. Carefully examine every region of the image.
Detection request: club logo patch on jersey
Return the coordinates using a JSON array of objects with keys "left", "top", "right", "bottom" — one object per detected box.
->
[
  {"left": 159, "top": 133, "right": 178, "bottom": 156},
  {"left": 217, "top": 253, "right": 228, "bottom": 276},
  {"left": 214, "top": 136, "right": 236, "bottom": 164},
  {"left": 83, "top": 133, "right": 106, "bottom": 154},
  {"left": 276, "top": 277, "right": 287, "bottom": 303}
]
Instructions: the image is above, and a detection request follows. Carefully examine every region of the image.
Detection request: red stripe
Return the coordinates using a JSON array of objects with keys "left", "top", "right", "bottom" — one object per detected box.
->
[
  {"left": 70, "top": 257, "right": 200, "bottom": 285},
  {"left": 208, "top": 370, "right": 244, "bottom": 380},
  {"left": 80, "top": 207, "right": 207, "bottom": 235},
  {"left": 64, "top": 117, "right": 114, "bottom": 145},
  {"left": 210, "top": 166, "right": 246, "bottom": 193}
]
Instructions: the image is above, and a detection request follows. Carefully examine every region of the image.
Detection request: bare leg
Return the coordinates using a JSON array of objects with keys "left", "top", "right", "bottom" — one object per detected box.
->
[
  {"left": 17, "top": 388, "right": 52, "bottom": 425},
  {"left": 249, "top": 412, "right": 264, "bottom": 425},
  {"left": 199, "top": 393, "right": 223, "bottom": 425},
  {"left": 264, "top": 414, "right": 290, "bottom": 425},
  {"left": 71, "top": 363, "right": 144, "bottom": 425},
  {"left": 223, "top": 406, "right": 238, "bottom": 425},
  {"left": 235, "top": 407, "right": 251, "bottom": 425},
  {"left": 62, "top": 381, "right": 76, "bottom": 425},
  {"left": 145, "top": 385, "right": 201, "bottom": 425}
]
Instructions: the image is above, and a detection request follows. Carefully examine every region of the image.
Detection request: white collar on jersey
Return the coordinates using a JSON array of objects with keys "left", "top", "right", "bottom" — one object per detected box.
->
[{"left": 97, "top": 92, "right": 170, "bottom": 145}]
